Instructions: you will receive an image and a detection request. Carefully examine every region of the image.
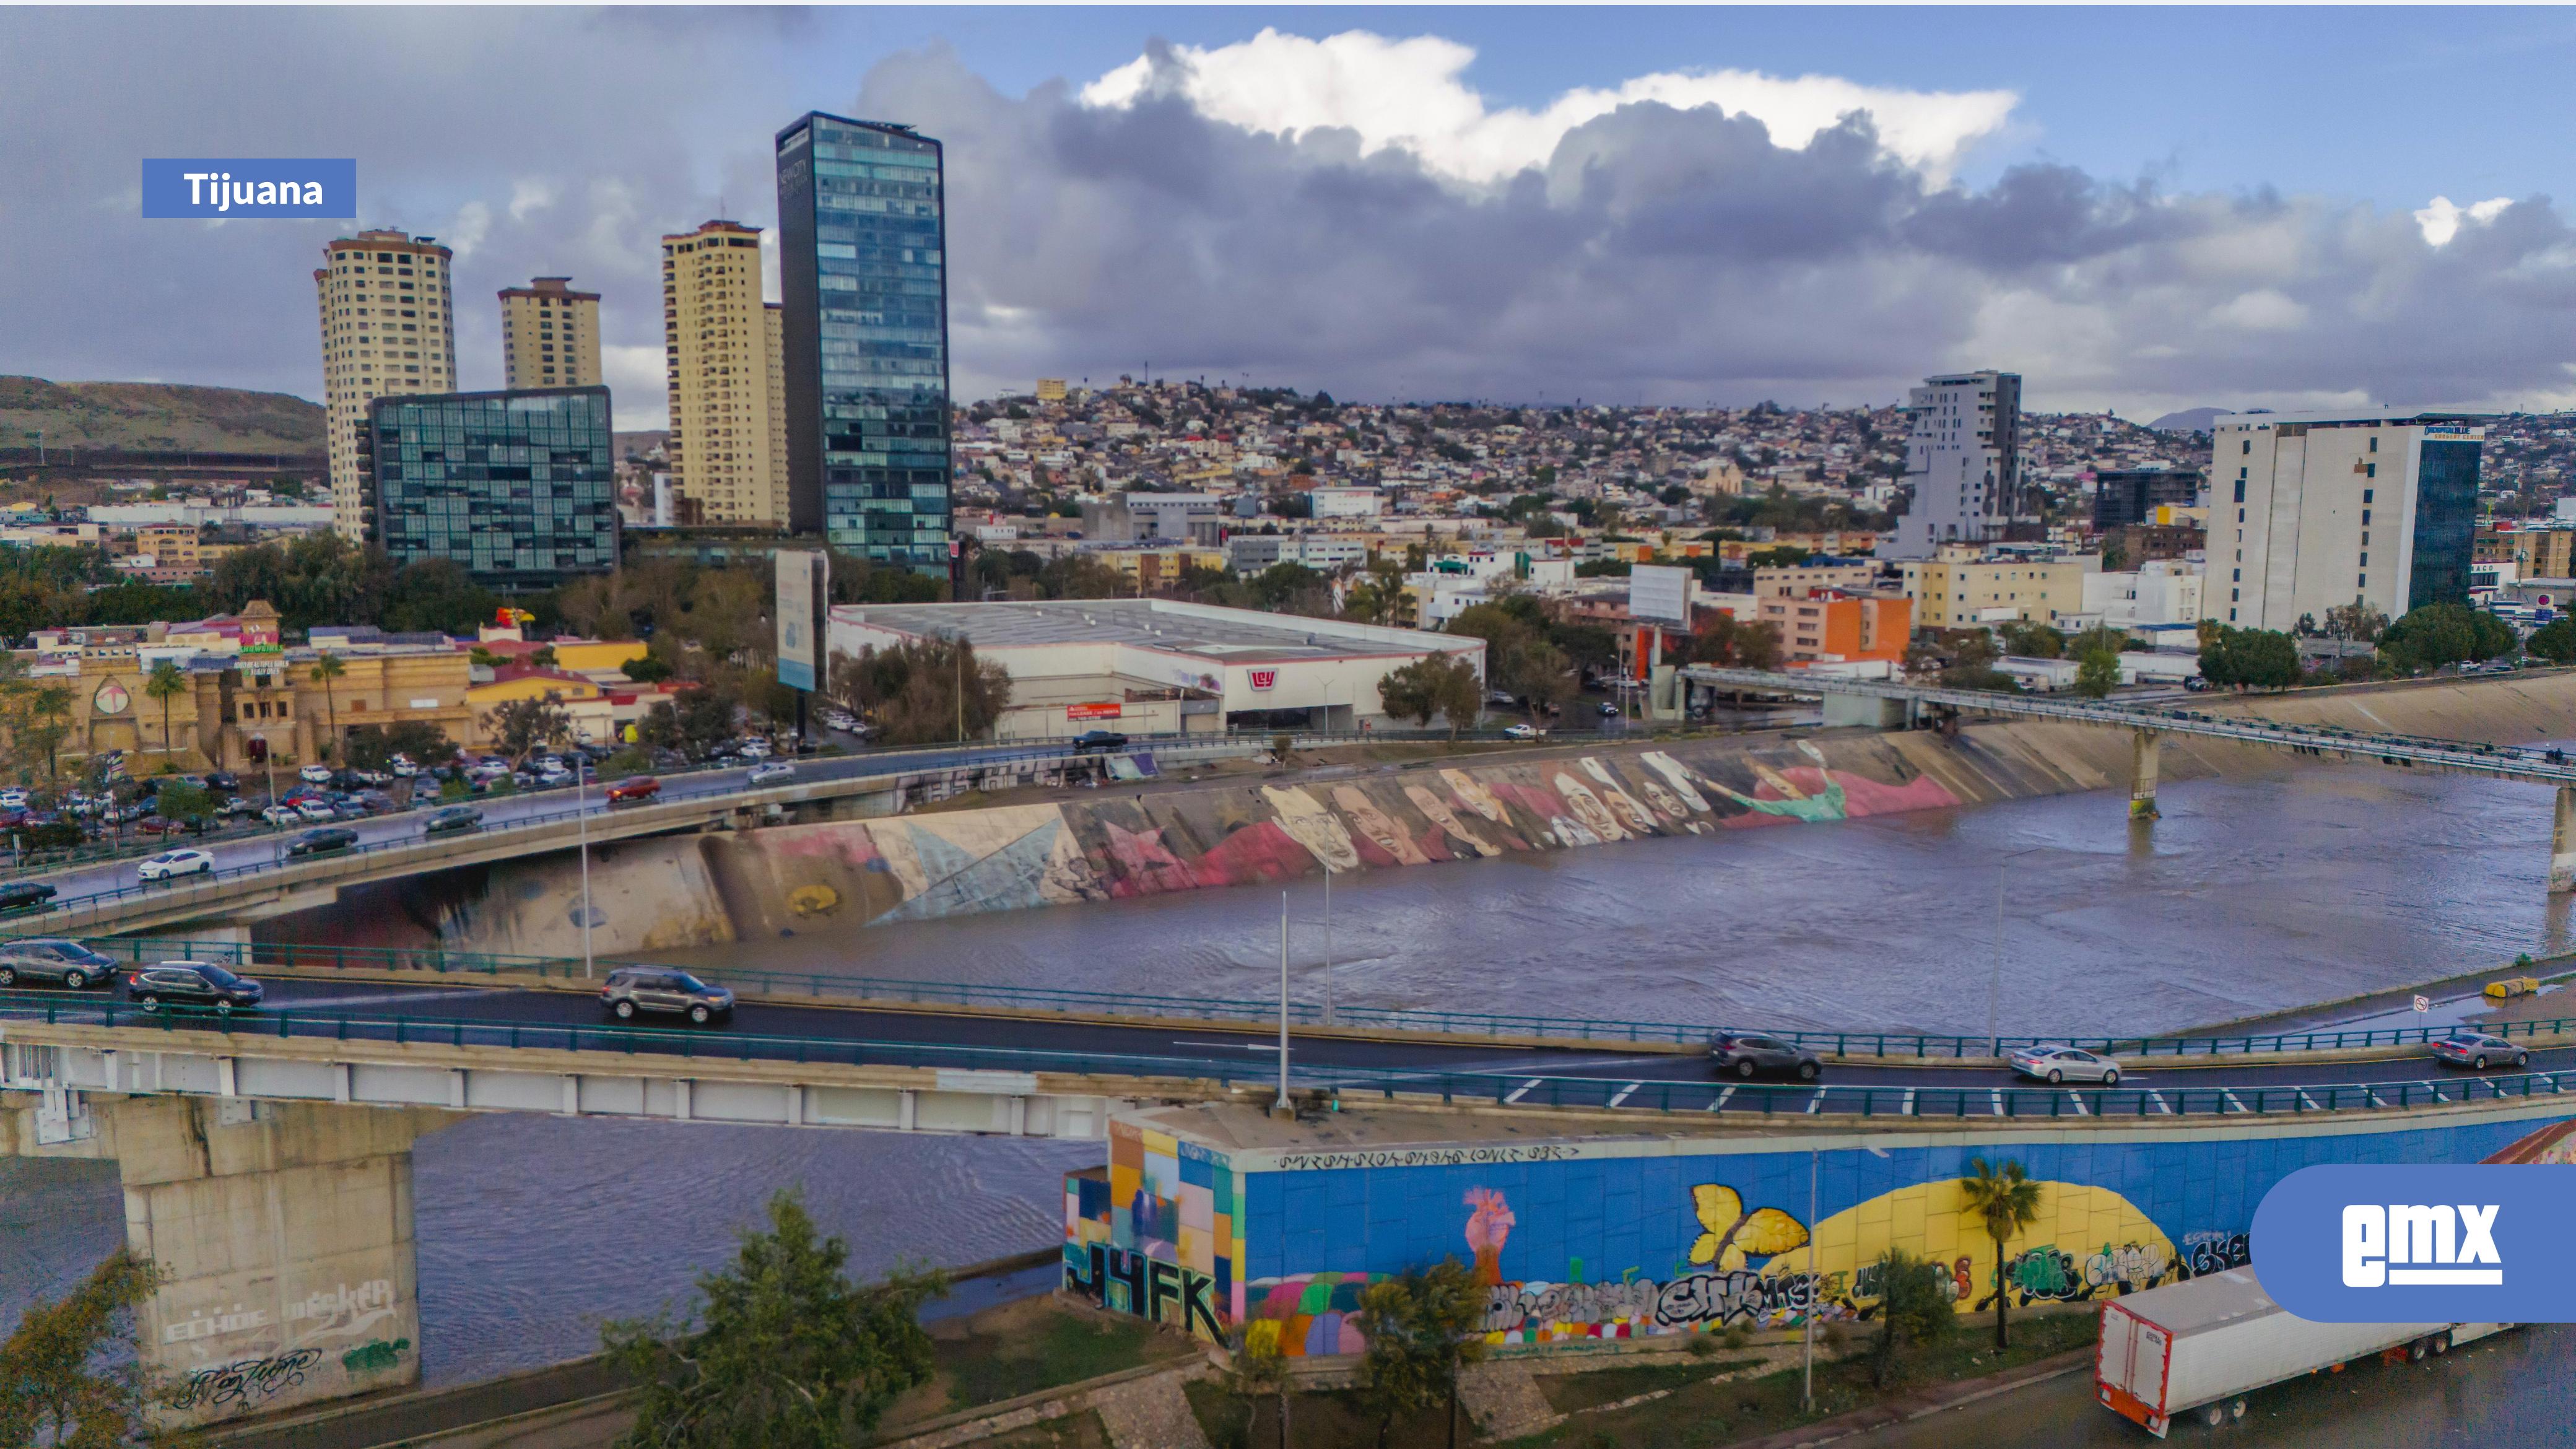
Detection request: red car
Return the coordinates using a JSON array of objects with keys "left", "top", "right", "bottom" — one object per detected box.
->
[{"left": 604, "top": 775, "right": 661, "bottom": 806}]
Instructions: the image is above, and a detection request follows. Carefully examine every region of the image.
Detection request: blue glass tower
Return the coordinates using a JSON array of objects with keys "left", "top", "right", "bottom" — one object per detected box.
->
[
  {"left": 362, "top": 386, "right": 616, "bottom": 586},
  {"left": 775, "top": 112, "right": 951, "bottom": 571}
]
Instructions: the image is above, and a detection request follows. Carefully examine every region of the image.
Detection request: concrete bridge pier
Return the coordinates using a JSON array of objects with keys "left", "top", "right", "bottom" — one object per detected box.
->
[
  {"left": 0, "top": 1092, "right": 450, "bottom": 1429},
  {"left": 2129, "top": 729, "right": 2161, "bottom": 821},
  {"left": 2554, "top": 786, "right": 2576, "bottom": 893}
]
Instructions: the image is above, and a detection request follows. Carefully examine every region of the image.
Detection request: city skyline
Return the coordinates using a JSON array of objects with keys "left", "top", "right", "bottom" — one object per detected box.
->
[{"left": 15, "top": 9, "right": 2576, "bottom": 428}]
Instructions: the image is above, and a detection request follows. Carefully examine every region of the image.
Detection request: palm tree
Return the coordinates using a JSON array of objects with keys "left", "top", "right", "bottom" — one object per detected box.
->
[
  {"left": 309, "top": 651, "right": 346, "bottom": 763},
  {"left": 1959, "top": 1156, "right": 2045, "bottom": 1351},
  {"left": 28, "top": 683, "right": 71, "bottom": 780},
  {"left": 143, "top": 661, "right": 188, "bottom": 760}
]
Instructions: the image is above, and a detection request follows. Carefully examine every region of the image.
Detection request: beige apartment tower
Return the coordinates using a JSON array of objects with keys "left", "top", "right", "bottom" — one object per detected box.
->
[
  {"left": 316, "top": 230, "right": 457, "bottom": 542},
  {"left": 661, "top": 220, "right": 786, "bottom": 525},
  {"left": 499, "top": 277, "right": 602, "bottom": 389}
]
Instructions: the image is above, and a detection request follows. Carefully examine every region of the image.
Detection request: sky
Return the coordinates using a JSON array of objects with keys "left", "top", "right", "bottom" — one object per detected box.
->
[{"left": 10, "top": 6, "right": 2576, "bottom": 429}]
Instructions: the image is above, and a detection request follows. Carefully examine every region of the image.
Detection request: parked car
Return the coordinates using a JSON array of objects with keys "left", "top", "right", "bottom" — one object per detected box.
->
[
  {"left": 126, "top": 960, "right": 263, "bottom": 1012},
  {"left": 204, "top": 770, "right": 241, "bottom": 793},
  {"left": 422, "top": 805, "right": 484, "bottom": 837},
  {"left": 747, "top": 762, "right": 796, "bottom": 787},
  {"left": 388, "top": 755, "right": 420, "bottom": 778},
  {"left": 2008, "top": 1043, "right": 2122, "bottom": 1086},
  {"left": 220, "top": 796, "right": 262, "bottom": 817},
  {"left": 261, "top": 804, "right": 304, "bottom": 827},
  {"left": 2429, "top": 1031, "right": 2529, "bottom": 1071},
  {"left": 136, "top": 848, "right": 215, "bottom": 882},
  {"left": 286, "top": 826, "right": 359, "bottom": 858},
  {"left": 1707, "top": 1031, "right": 1823, "bottom": 1082},
  {"left": 135, "top": 814, "right": 193, "bottom": 836},
  {"left": 0, "top": 938, "right": 116, "bottom": 990},
  {"left": 605, "top": 775, "right": 661, "bottom": 807},
  {"left": 1503, "top": 723, "right": 1544, "bottom": 741},
  {"left": 1071, "top": 730, "right": 1128, "bottom": 754},
  {"left": 737, "top": 738, "right": 774, "bottom": 760},
  {"left": 0, "top": 788, "right": 28, "bottom": 810},
  {"left": 1596, "top": 701, "right": 1621, "bottom": 718},
  {"left": 295, "top": 798, "right": 338, "bottom": 822},
  {"left": 299, "top": 764, "right": 334, "bottom": 785},
  {"left": 599, "top": 967, "right": 734, "bottom": 1024}
]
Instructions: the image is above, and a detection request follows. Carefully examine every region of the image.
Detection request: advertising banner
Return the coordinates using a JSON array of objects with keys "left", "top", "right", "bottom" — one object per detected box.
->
[
  {"left": 1630, "top": 564, "right": 1690, "bottom": 625},
  {"left": 1067, "top": 702, "right": 1124, "bottom": 721},
  {"left": 774, "top": 550, "right": 829, "bottom": 692},
  {"left": 2253, "top": 1163, "right": 2574, "bottom": 1321}
]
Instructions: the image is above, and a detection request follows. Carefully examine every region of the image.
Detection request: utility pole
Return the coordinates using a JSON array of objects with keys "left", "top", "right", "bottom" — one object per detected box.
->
[
  {"left": 577, "top": 757, "right": 595, "bottom": 978},
  {"left": 1274, "top": 892, "right": 1293, "bottom": 1116},
  {"left": 1321, "top": 864, "right": 1334, "bottom": 1024},
  {"left": 1802, "top": 1146, "right": 1819, "bottom": 1410}
]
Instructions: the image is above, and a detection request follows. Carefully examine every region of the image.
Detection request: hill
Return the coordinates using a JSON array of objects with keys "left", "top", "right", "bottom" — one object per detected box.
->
[
  {"left": 2146, "top": 406, "right": 2227, "bottom": 433},
  {"left": 0, "top": 375, "right": 324, "bottom": 454}
]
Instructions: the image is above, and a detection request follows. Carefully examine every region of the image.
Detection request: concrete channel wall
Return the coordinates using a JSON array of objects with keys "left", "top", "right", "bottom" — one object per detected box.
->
[{"left": 255, "top": 672, "right": 2576, "bottom": 962}]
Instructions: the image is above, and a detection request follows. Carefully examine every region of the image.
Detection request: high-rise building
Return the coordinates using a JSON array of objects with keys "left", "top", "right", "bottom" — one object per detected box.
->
[
  {"left": 498, "top": 277, "right": 602, "bottom": 389},
  {"left": 775, "top": 112, "right": 952, "bottom": 570},
  {"left": 660, "top": 220, "right": 785, "bottom": 526},
  {"left": 764, "top": 302, "right": 788, "bottom": 508},
  {"left": 2092, "top": 468, "right": 2205, "bottom": 530},
  {"left": 1889, "top": 370, "right": 2021, "bottom": 560},
  {"left": 316, "top": 230, "right": 458, "bottom": 544},
  {"left": 362, "top": 387, "right": 617, "bottom": 586},
  {"left": 2206, "top": 409, "right": 2484, "bottom": 631}
]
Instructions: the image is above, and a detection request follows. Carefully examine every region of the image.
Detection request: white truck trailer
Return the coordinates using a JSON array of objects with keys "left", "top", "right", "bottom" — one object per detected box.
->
[{"left": 2095, "top": 1266, "right": 2512, "bottom": 1435}]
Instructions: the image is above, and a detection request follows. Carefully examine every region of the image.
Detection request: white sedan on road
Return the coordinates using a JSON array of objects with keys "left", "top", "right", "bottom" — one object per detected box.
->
[
  {"left": 747, "top": 762, "right": 796, "bottom": 786},
  {"left": 137, "top": 848, "right": 217, "bottom": 882},
  {"left": 2008, "top": 1044, "right": 2121, "bottom": 1086}
]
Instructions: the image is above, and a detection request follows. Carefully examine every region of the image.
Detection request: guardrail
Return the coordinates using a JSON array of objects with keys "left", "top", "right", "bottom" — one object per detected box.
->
[
  {"left": 19, "top": 934, "right": 2570, "bottom": 1063},
  {"left": 6, "top": 993, "right": 2567, "bottom": 1123}
]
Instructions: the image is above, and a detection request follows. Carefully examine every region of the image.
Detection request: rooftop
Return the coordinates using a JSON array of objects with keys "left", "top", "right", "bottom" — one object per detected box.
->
[{"left": 831, "top": 598, "right": 1466, "bottom": 663}]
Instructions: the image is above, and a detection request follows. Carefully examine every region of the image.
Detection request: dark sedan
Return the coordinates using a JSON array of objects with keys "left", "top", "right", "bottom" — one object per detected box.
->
[
  {"left": 126, "top": 960, "right": 264, "bottom": 1012},
  {"left": 0, "top": 881, "right": 58, "bottom": 916},
  {"left": 287, "top": 826, "right": 360, "bottom": 858},
  {"left": 422, "top": 805, "right": 484, "bottom": 836}
]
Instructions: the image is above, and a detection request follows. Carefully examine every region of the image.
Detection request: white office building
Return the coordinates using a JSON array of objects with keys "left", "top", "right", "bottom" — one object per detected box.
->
[
  {"left": 2204, "top": 410, "right": 2484, "bottom": 632},
  {"left": 1888, "top": 370, "right": 2022, "bottom": 560},
  {"left": 2082, "top": 559, "right": 2206, "bottom": 629}
]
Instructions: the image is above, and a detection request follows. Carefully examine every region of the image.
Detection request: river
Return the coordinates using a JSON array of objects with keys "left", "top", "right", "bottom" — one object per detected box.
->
[{"left": 5, "top": 755, "right": 2572, "bottom": 1388}]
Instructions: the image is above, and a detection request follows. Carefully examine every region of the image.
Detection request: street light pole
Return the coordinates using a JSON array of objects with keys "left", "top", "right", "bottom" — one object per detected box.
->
[
  {"left": 1274, "top": 890, "right": 1292, "bottom": 1115},
  {"left": 577, "top": 760, "right": 595, "bottom": 979},
  {"left": 1321, "top": 864, "right": 1334, "bottom": 1025},
  {"left": 1802, "top": 1146, "right": 1819, "bottom": 1411},
  {"left": 1989, "top": 846, "right": 2042, "bottom": 1057}
]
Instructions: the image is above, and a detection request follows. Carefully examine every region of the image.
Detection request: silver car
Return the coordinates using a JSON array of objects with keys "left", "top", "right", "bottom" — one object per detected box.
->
[
  {"left": 598, "top": 967, "right": 735, "bottom": 1025},
  {"left": 0, "top": 938, "right": 119, "bottom": 990},
  {"left": 2009, "top": 1044, "right": 2121, "bottom": 1086}
]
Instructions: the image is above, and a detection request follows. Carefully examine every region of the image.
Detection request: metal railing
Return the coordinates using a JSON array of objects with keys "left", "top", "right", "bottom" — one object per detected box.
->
[
  {"left": 6, "top": 991, "right": 2567, "bottom": 1123},
  {"left": 19, "top": 934, "right": 2574, "bottom": 1064}
]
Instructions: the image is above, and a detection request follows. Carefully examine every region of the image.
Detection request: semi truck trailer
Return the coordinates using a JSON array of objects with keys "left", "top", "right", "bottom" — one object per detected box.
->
[{"left": 2095, "top": 1266, "right": 2512, "bottom": 1435}]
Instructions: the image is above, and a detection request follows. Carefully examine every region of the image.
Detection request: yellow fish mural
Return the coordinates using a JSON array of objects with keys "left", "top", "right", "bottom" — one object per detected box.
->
[{"left": 1689, "top": 1185, "right": 1811, "bottom": 1270}]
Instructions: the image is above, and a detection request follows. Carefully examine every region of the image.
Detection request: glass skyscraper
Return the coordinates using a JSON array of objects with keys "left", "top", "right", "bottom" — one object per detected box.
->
[
  {"left": 775, "top": 111, "right": 951, "bottom": 572},
  {"left": 363, "top": 387, "right": 616, "bottom": 586}
]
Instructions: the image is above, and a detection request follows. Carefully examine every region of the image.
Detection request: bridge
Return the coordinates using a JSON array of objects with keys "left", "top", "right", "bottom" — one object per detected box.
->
[
  {"left": 1684, "top": 665, "right": 2576, "bottom": 889},
  {"left": 7, "top": 936, "right": 2572, "bottom": 1426},
  {"left": 5, "top": 736, "right": 1263, "bottom": 936}
]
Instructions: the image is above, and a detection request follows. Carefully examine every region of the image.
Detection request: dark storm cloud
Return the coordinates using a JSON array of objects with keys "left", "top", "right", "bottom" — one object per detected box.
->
[{"left": 6, "top": 11, "right": 2576, "bottom": 419}]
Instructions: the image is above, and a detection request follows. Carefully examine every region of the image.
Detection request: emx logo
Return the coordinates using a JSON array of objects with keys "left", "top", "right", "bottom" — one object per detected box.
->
[
  {"left": 2256, "top": 1164, "right": 2572, "bottom": 1320},
  {"left": 2343, "top": 1203, "right": 2502, "bottom": 1287}
]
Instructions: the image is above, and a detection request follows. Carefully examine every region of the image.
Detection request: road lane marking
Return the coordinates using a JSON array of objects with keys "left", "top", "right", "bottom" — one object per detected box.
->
[
  {"left": 1902, "top": 1089, "right": 1916, "bottom": 1116},
  {"left": 1172, "top": 1040, "right": 1282, "bottom": 1051},
  {"left": 284, "top": 988, "right": 509, "bottom": 1009},
  {"left": 2367, "top": 1088, "right": 2385, "bottom": 1108},
  {"left": 2223, "top": 1090, "right": 2247, "bottom": 1114},
  {"left": 1608, "top": 1082, "right": 1639, "bottom": 1108},
  {"left": 1805, "top": 1090, "right": 1824, "bottom": 1114},
  {"left": 2297, "top": 1090, "right": 2320, "bottom": 1112},
  {"left": 1503, "top": 1079, "right": 1540, "bottom": 1104},
  {"left": 1989, "top": 1089, "right": 2004, "bottom": 1116},
  {"left": 1710, "top": 1086, "right": 1736, "bottom": 1112},
  {"left": 2147, "top": 1090, "right": 2172, "bottom": 1115},
  {"left": 2066, "top": 1092, "right": 2089, "bottom": 1116}
]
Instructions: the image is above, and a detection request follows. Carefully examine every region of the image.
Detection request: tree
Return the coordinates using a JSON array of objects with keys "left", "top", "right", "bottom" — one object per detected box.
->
[
  {"left": 2074, "top": 644, "right": 2121, "bottom": 699},
  {"left": 2377, "top": 602, "right": 2515, "bottom": 674},
  {"left": 1447, "top": 602, "right": 1570, "bottom": 720},
  {"left": 1996, "top": 621, "right": 2064, "bottom": 659},
  {"left": 143, "top": 659, "right": 189, "bottom": 759},
  {"left": 0, "top": 1248, "right": 164, "bottom": 1449},
  {"left": 380, "top": 559, "right": 502, "bottom": 635},
  {"left": 489, "top": 691, "right": 573, "bottom": 764},
  {"left": 345, "top": 721, "right": 460, "bottom": 772},
  {"left": 2323, "top": 597, "right": 2389, "bottom": 644},
  {"left": 2196, "top": 622, "right": 2303, "bottom": 690},
  {"left": 604, "top": 1190, "right": 942, "bottom": 1449},
  {"left": 1377, "top": 654, "right": 1483, "bottom": 736},
  {"left": 2528, "top": 617, "right": 2576, "bottom": 664},
  {"left": 1865, "top": 1247, "right": 1956, "bottom": 1388},
  {"left": 1958, "top": 1157, "right": 2043, "bottom": 1350},
  {"left": 1354, "top": 1260, "right": 1487, "bottom": 1449},
  {"left": 837, "top": 638, "right": 1012, "bottom": 746},
  {"left": 1687, "top": 614, "right": 1783, "bottom": 672},
  {"left": 154, "top": 780, "right": 214, "bottom": 830},
  {"left": 309, "top": 651, "right": 347, "bottom": 761},
  {"left": 640, "top": 684, "right": 740, "bottom": 760},
  {"left": 1225, "top": 1326, "right": 1292, "bottom": 1449}
]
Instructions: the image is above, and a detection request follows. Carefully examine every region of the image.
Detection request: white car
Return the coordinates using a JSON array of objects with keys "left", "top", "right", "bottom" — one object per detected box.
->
[
  {"left": 0, "top": 788, "right": 26, "bottom": 809},
  {"left": 299, "top": 764, "right": 334, "bottom": 785},
  {"left": 261, "top": 804, "right": 303, "bottom": 827},
  {"left": 388, "top": 755, "right": 420, "bottom": 777},
  {"left": 2008, "top": 1044, "right": 2121, "bottom": 1086},
  {"left": 295, "top": 799, "right": 337, "bottom": 822},
  {"left": 1503, "top": 723, "right": 1544, "bottom": 741},
  {"left": 748, "top": 762, "right": 796, "bottom": 786},
  {"left": 820, "top": 710, "right": 859, "bottom": 731},
  {"left": 137, "top": 848, "right": 215, "bottom": 882},
  {"left": 738, "top": 739, "right": 773, "bottom": 760}
]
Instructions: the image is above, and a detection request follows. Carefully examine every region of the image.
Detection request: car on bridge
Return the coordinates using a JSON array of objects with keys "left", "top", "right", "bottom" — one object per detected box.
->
[
  {"left": 136, "top": 848, "right": 215, "bottom": 882},
  {"left": 287, "top": 826, "right": 360, "bottom": 858},
  {"left": 422, "top": 805, "right": 484, "bottom": 837},
  {"left": 2429, "top": 1031, "right": 2530, "bottom": 1071},
  {"left": 0, "top": 881, "right": 58, "bottom": 916},
  {"left": 1072, "top": 730, "right": 1128, "bottom": 754},
  {"left": 2009, "top": 1044, "right": 2121, "bottom": 1086},
  {"left": 605, "top": 775, "right": 661, "bottom": 807},
  {"left": 125, "top": 960, "right": 263, "bottom": 1012},
  {"left": 0, "top": 939, "right": 116, "bottom": 990},
  {"left": 747, "top": 762, "right": 795, "bottom": 787},
  {"left": 1708, "top": 1032, "right": 1822, "bottom": 1081},
  {"left": 599, "top": 967, "right": 734, "bottom": 1025}
]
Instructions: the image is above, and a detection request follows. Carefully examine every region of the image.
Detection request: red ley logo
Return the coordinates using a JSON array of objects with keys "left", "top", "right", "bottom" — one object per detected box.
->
[{"left": 1248, "top": 669, "right": 1277, "bottom": 690}]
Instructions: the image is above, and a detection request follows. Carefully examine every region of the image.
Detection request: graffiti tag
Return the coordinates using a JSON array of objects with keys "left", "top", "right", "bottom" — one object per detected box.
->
[
  {"left": 1273, "top": 1144, "right": 1575, "bottom": 1172},
  {"left": 167, "top": 1349, "right": 323, "bottom": 1411},
  {"left": 2183, "top": 1230, "right": 2252, "bottom": 1278},
  {"left": 340, "top": 1338, "right": 410, "bottom": 1375},
  {"left": 1064, "top": 1243, "right": 1224, "bottom": 1339}
]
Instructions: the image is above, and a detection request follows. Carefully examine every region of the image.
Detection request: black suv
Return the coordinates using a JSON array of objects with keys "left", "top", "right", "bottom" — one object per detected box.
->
[
  {"left": 1708, "top": 1031, "right": 1823, "bottom": 1082},
  {"left": 0, "top": 881, "right": 58, "bottom": 916},
  {"left": 1071, "top": 730, "right": 1128, "bottom": 754},
  {"left": 126, "top": 960, "right": 264, "bottom": 1012},
  {"left": 599, "top": 967, "right": 735, "bottom": 1025},
  {"left": 287, "top": 826, "right": 360, "bottom": 858},
  {"left": 0, "top": 938, "right": 118, "bottom": 989},
  {"left": 422, "top": 804, "right": 484, "bottom": 836}
]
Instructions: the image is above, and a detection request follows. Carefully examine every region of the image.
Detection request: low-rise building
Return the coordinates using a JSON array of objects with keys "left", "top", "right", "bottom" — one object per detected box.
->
[
  {"left": 2081, "top": 559, "right": 2205, "bottom": 629},
  {"left": 1900, "top": 544, "right": 2098, "bottom": 629},
  {"left": 1758, "top": 589, "right": 1912, "bottom": 665},
  {"left": 1751, "top": 558, "right": 1879, "bottom": 598}
]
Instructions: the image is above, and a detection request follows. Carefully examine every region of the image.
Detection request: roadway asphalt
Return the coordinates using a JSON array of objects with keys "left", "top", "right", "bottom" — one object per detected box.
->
[
  {"left": 3, "top": 738, "right": 1155, "bottom": 921},
  {"left": 5, "top": 971, "right": 2567, "bottom": 1119}
]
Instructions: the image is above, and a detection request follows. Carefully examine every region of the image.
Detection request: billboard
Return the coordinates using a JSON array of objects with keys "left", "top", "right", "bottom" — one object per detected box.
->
[
  {"left": 1630, "top": 564, "right": 1690, "bottom": 625},
  {"left": 775, "top": 549, "right": 829, "bottom": 692},
  {"left": 1067, "top": 702, "right": 1124, "bottom": 721}
]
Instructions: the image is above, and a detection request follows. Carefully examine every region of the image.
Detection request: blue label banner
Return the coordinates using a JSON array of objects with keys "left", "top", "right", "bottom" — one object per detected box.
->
[
  {"left": 142, "top": 159, "right": 355, "bottom": 218},
  {"left": 2253, "top": 1163, "right": 2576, "bottom": 1321}
]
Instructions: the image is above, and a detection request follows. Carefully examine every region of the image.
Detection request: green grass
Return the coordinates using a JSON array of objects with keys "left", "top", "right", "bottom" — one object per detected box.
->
[
  {"left": 936, "top": 1311, "right": 1191, "bottom": 1411},
  {"left": 1536, "top": 1358, "right": 1764, "bottom": 1414}
]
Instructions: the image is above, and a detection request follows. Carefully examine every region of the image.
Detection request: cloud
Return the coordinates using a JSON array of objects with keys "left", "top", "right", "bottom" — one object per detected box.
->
[
  {"left": 2415, "top": 194, "right": 2513, "bottom": 246},
  {"left": 1079, "top": 27, "right": 2016, "bottom": 185}
]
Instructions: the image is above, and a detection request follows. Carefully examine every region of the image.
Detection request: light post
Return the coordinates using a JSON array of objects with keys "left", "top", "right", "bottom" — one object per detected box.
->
[
  {"left": 1321, "top": 863, "right": 1335, "bottom": 1025},
  {"left": 1802, "top": 1146, "right": 1818, "bottom": 1410},
  {"left": 1989, "top": 846, "right": 2047, "bottom": 1056},
  {"left": 577, "top": 755, "right": 595, "bottom": 978},
  {"left": 1274, "top": 891, "right": 1293, "bottom": 1116}
]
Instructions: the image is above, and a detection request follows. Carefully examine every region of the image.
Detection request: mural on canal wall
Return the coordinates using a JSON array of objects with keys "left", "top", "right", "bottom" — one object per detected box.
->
[{"left": 1064, "top": 1110, "right": 2576, "bottom": 1353}]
